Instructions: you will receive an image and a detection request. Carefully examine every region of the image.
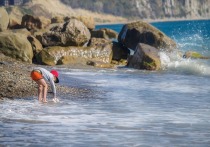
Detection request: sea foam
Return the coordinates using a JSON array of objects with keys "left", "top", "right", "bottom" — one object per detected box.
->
[{"left": 159, "top": 51, "right": 210, "bottom": 76}]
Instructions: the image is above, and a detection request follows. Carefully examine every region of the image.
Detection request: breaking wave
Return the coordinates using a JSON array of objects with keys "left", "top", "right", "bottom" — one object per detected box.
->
[{"left": 159, "top": 51, "right": 210, "bottom": 76}]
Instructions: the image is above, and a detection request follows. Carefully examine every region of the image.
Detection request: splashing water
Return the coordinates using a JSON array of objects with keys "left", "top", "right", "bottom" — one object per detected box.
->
[
  {"left": 159, "top": 51, "right": 210, "bottom": 76},
  {"left": 152, "top": 20, "right": 210, "bottom": 53},
  {"left": 153, "top": 20, "right": 210, "bottom": 76}
]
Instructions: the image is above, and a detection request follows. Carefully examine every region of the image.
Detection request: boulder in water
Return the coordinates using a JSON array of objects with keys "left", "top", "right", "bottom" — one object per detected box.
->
[
  {"left": 127, "top": 43, "right": 161, "bottom": 70},
  {"left": 118, "top": 21, "right": 177, "bottom": 51}
]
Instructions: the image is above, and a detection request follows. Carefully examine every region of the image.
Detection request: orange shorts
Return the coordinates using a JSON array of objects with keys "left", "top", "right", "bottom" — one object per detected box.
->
[{"left": 31, "top": 70, "right": 43, "bottom": 81}]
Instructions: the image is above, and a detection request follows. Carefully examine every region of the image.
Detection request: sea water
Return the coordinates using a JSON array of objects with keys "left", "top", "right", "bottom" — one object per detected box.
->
[{"left": 1, "top": 20, "right": 210, "bottom": 147}]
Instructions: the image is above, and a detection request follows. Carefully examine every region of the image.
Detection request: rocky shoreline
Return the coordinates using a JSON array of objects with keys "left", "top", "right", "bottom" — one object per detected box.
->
[
  {"left": 0, "top": 53, "right": 95, "bottom": 100},
  {"left": 0, "top": 53, "right": 35, "bottom": 99},
  {"left": 1, "top": 6, "right": 208, "bottom": 100}
]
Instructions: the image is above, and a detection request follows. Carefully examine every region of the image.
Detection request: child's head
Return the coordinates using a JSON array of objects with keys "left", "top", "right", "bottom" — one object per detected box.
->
[{"left": 50, "top": 70, "right": 59, "bottom": 83}]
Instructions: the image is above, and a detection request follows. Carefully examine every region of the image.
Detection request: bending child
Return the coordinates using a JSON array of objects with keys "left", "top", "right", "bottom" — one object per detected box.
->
[{"left": 31, "top": 67, "right": 59, "bottom": 103}]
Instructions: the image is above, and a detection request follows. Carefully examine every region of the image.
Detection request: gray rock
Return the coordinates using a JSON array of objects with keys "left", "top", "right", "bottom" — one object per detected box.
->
[
  {"left": 38, "top": 18, "right": 91, "bottom": 47},
  {"left": 127, "top": 43, "right": 161, "bottom": 70},
  {"left": 118, "top": 21, "right": 177, "bottom": 51}
]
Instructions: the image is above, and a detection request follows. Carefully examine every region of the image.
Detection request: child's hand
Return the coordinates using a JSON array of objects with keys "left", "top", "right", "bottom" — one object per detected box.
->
[{"left": 52, "top": 97, "right": 59, "bottom": 103}]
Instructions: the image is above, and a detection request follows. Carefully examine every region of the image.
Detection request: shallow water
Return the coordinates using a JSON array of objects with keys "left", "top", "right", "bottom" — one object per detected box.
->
[{"left": 1, "top": 68, "right": 210, "bottom": 146}]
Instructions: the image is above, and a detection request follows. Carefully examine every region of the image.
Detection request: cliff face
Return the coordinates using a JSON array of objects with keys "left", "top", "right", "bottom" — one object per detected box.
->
[
  {"left": 61, "top": 0, "right": 210, "bottom": 20},
  {"left": 134, "top": 0, "right": 210, "bottom": 19},
  {"left": 5, "top": 0, "right": 210, "bottom": 24}
]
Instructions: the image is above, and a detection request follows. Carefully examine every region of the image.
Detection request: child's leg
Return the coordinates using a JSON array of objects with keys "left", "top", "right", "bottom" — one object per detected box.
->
[
  {"left": 38, "top": 84, "right": 43, "bottom": 101},
  {"left": 42, "top": 82, "right": 48, "bottom": 103},
  {"left": 36, "top": 79, "right": 48, "bottom": 102}
]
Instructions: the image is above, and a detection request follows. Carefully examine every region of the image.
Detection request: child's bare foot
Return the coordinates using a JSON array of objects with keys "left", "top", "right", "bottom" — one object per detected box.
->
[{"left": 42, "top": 100, "right": 48, "bottom": 103}]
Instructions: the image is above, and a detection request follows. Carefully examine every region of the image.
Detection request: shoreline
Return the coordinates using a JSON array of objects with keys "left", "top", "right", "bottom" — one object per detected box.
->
[
  {"left": 0, "top": 53, "right": 91, "bottom": 100},
  {"left": 95, "top": 17, "right": 210, "bottom": 25}
]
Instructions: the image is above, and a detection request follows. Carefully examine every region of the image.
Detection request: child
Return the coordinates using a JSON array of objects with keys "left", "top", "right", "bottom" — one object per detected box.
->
[{"left": 31, "top": 67, "right": 59, "bottom": 103}]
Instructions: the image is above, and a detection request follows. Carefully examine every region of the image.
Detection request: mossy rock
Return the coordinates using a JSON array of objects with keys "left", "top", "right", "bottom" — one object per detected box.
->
[
  {"left": 0, "top": 32, "right": 33, "bottom": 63},
  {"left": 127, "top": 43, "right": 161, "bottom": 70},
  {"left": 183, "top": 51, "right": 210, "bottom": 59},
  {"left": 36, "top": 49, "right": 56, "bottom": 65}
]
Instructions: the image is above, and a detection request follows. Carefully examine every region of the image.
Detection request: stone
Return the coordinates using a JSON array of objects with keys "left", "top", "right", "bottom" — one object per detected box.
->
[
  {"left": 21, "top": 14, "right": 51, "bottom": 30},
  {"left": 37, "top": 44, "right": 113, "bottom": 65},
  {"left": 183, "top": 51, "right": 210, "bottom": 59},
  {"left": 91, "top": 28, "right": 118, "bottom": 40},
  {"left": 118, "top": 21, "right": 177, "bottom": 51},
  {"left": 38, "top": 18, "right": 91, "bottom": 47},
  {"left": 0, "top": 32, "right": 33, "bottom": 63},
  {"left": 127, "top": 43, "right": 161, "bottom": 70}
]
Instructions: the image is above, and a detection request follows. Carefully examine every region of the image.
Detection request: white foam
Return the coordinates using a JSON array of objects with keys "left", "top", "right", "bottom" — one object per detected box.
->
[{"left": 159, "top": 51, "right": 210, "bottom": 76}]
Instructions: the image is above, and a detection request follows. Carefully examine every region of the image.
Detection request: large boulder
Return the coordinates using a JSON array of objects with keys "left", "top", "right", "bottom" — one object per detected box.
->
[
  {"left": 0, "top": 32, "right": 33, "bottom": 63},
  {"left": 0, "top": 7, "right": 9, "bottom": 31},
  {"left": 37, "top": 18, "right": 91, "bottom": 47},
  {"left": 118, "top": 21, "right": 177, "bottom": 51},
  {"left": 37, "top": 44, "right": 113, "bottom": 65},
  {"left": 127, "top": 43, "right": 161, "bottom": 70},
  {"left": 21, "top": 14, "right": 51, "bottom": 30}
]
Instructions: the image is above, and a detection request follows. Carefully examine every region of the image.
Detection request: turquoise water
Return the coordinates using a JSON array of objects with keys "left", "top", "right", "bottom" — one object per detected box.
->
[
  {"left": 1, "top": 20, "right": 210, "bottom": 146},
  {"left": 97, "top": 20, "right": 210, "bottom": 54}
]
